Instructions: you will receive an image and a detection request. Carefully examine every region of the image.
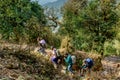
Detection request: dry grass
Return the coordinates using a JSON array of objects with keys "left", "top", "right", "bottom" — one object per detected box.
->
[{"left": 0, "top": 41, "right": 119, "bottom": 80}]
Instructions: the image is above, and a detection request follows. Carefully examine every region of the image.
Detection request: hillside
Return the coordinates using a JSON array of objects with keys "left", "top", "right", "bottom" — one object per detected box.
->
[
  {"left": 0, "top": 42, "right": 120, "bottom": 80},
  {"left": 43, "top": 0, "right": 67, "bottom": 9},
  {"left": 0, "top": 0, "right": 120, "bottom": 80}
]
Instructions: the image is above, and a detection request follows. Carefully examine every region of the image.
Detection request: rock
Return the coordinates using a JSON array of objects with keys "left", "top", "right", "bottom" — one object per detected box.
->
[
  {"left": 100, "top": 70, "right": 110, "bottom": 79},
  {"left": 16, "top": 76, "right": 25, "bottom": 80},
  {"left": 9, "top": 73, "right": 19, "bottom": 80},
  {"left": 55, "top": 75, "right": 61, "bottom": 78},
  {"left": 61, "top": 69, "right": 66, "bottom": 74}
]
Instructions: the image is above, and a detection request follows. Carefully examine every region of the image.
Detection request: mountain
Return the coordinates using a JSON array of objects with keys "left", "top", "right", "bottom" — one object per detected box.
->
[
  {"left": 31, "top": 0, "right": 58, "bottom": 5},
  {"left": 43, "top": 0, "right": 67, "bottom": 9}
]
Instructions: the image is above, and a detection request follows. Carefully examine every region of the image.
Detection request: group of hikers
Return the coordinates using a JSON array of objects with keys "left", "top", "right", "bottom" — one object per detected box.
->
[{"left": 37, "top": 37, "right": 94, "bottom": 76}]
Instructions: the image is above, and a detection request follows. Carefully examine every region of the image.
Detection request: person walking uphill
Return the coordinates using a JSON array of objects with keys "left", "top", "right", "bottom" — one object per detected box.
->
[
  {"left": 64, "top": 53, "right": 74, "bottom": 75},
  {"left": 80, "top": 58, "right": 94, "bottom": 76},
  {"left": 51, "top": 46, "right": 59, "bottom": 69},
  {"left": 37, "top": 37, "right": 47, "bottom": 55}
]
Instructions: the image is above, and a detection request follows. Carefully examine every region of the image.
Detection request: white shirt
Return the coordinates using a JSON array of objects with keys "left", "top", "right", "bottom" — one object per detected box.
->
[{"left": 52, "top": 48, "right": 57, "bottom": 58}]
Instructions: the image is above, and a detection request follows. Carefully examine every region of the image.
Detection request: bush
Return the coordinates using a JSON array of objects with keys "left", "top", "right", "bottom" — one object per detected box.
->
[{"left": 104, "top": 41, "right": 116, "bottom": 56}]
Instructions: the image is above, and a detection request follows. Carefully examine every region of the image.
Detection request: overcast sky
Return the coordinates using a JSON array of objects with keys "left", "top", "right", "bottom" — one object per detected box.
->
[{"left": 32, "top": 0, "right": 57, "bottom": 5}]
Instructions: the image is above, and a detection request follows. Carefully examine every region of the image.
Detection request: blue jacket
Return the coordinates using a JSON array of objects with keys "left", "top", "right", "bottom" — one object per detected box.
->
[{"left": 65, "top": 54, "right": 73, "bottom": 65}]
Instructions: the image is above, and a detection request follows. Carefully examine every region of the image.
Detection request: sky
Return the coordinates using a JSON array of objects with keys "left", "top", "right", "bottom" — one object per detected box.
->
[{"left": 32, "top": 0, "right": 58, "bottom": 5}]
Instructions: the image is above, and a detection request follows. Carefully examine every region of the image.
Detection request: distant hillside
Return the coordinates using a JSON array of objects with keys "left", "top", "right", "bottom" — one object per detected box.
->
[{"left": 43, "top": 0, "right": 67, "bottom": 9}]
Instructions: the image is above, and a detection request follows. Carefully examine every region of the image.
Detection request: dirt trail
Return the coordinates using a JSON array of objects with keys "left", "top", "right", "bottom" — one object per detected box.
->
[{"left": 101, "top": 56, "right": 120, "bottom": 79}]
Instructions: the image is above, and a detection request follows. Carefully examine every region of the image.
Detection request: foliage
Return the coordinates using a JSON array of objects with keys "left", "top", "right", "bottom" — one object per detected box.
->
[
  {"left": 60, "top": 0, "right": 87, "bottom": 36},
  {"left": 60, "top": 36, "right": 74, "bottom": 53},
  {"left": 72, "top": 29, "right": 92, "bottom": 51},
  {"left": 44, "top": 7, "right": 60, "bottom": 28},
  {"left": 0, "top": 0, "right": 46, "bottom": 43},
  {"left": 81, "top": 0, "right": 118, "bottom": 52},
  {"left": 104, "top": 39, "right": 120, "bottom": 56},
  {"left": 44, "top": 31, "right": 61, "bottom": 48},
  {"left": 61, "top": 0, "right": 119, "bottom": 54}
]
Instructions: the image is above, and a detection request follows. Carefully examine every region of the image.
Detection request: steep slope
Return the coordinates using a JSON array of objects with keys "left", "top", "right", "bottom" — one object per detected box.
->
[{"left": 0, "top": 42, "right": 119, "bottom": 80}]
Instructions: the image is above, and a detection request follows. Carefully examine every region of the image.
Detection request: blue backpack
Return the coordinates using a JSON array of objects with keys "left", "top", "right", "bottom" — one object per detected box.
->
[{"left": 86, "top": 58, "right": 94, "bottom": 66}]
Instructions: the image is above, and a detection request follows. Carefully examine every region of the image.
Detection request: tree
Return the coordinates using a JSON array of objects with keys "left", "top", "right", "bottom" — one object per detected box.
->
[
  {"left": 60, "top": 0, "right": 87, "bottom": 36},
  {"left": 0, "top": 0, "right": 46, "bottom": 43},
  {"left": 80, "top": 0, "right": 118, "bottom": 53},
  {"left": 60, "top": 0, "right": 91, "bottom": 51},
  {"left": 44, "top": 7, "right": 61, "bottom": 32},
  {"left": 61, "top": 0, "right": 119, "bottom": 54}
]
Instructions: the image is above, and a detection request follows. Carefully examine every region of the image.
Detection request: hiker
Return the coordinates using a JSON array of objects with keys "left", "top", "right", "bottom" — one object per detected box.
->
[
  {"left": 37, "top": 37, "right": 46, "bottom": 55},
  {"left": 51, "top": 46, "right": 60, "bottom": 69},
  {"left": 80, "top": 58, "right": 94, "bottom": 76},
  {"left": 64, "top": 53, "right": 74, "bottom": 75}
]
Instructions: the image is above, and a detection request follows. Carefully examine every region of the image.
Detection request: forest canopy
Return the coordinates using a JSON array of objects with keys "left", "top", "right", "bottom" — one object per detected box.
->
[
  {"left": 60, "top": 0, "right": 120, "bottom": 55},
  {"left": 0, "top": 0, "right": 46, "bottom": 43}
]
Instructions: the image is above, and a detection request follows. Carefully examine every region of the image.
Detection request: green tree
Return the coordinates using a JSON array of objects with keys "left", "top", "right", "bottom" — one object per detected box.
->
[
  {"left": 80, "top": 0, "right": 118, "bottom": 53},
  {"left": 0, "top": 0, "right": 46, "bottom": 43},
  {"left": 60, "top": 0, "right": 87, "bottom": 36},
  {"left": 61, "top": 0, "right": 119, "bottom": 54}
]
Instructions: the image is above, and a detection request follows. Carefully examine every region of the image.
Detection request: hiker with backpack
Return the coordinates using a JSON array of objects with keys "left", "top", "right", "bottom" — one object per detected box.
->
[
  {"left": 80, "top": 58, "right": 94, "bottom": 76},
  {"left": 51, "top": 46, "right": 61, "bottom": 69},
  {"left": 37, "top": 37, "right": 47, "bottom": 55},
  {"left": 64, "top": 53, "right": 74, "bottom": 75}
]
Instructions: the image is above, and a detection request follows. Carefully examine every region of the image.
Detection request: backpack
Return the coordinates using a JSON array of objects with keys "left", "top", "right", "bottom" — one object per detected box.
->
[
  {"left": 56, "top": 49, "right": 61, "bottom": 57},
  {"left": 71, "top": 55, "right": 76, "bottom": 64},
  {"left": 86, "top": 58, "right": 94, "bottom": 67}
]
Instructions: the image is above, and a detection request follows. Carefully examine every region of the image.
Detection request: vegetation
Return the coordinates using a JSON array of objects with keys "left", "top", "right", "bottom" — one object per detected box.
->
[
  {"left": 0, "top": 0, "right": 120, "bottom": 79},
  {"left": 0, "top": 0, "right": 46, "bottom": 43},
  {"left": 0, "top": 0, "right": 120, "bottom": 55},
  {"left": 61, "top": 0, "right": 120, "bottom": 55}
]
